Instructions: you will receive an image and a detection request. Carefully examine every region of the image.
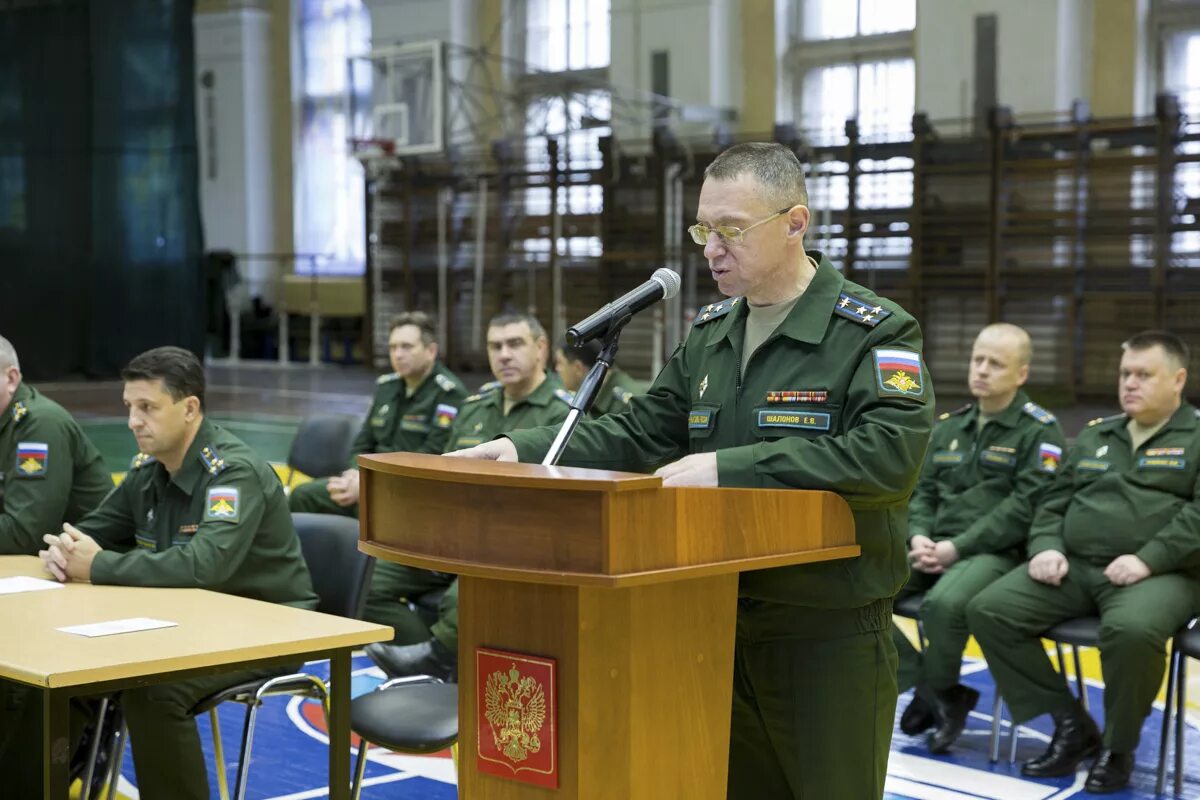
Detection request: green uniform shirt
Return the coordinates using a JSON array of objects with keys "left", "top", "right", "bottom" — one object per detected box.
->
[
  {"left": 351, "top": 363, "right": 469, "bottom": 461},
  {"left": 507, "top": 253, "right": 935, "bottom": 609},
  {"left": 80, "top": 419, "right": 318, "bottom": 608},
  {"left": 0, "top": 383, "right": 112, "bottom": 555},
  {"left": 907, "top": 390, "right": 1066, "bottom": 559},
  {"left": 446, "top": 375, "right": 573, "bottom": 451},
  {"left": 1028, "top": 403, "right": 1200, "bottom": 576},
  {"left": 590, "top": 368, "right": 648, "bottom": 418}
]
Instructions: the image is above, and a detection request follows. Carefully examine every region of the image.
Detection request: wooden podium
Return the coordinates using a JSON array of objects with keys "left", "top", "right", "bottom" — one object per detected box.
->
[{"left": 358, "top": 452, "right": 858, "bottom": 799}]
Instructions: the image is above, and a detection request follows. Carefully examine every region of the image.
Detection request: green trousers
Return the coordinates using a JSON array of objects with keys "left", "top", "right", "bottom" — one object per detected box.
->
[
  {"left": 364, "top": 560, "right": 458, "bottom": 649},
  {"left": 287, "top": 479, "right": 358, "bottom": 517},
  {"left": 967, "top": 560, "right": 1200, "bottom": 752},
  {"left": 728, "top": 598, "right": 896, "bottom": 799},
  {"left": 121, "top": 664, "right": 293, "bottom": 800},
  {"left": 894, "top": 553, "right": 1019, "bottom": 692}
]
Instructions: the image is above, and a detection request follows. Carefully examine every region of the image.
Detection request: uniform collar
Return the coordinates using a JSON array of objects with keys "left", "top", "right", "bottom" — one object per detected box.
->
[
  {"left": 168, "top": 418, "right": 220, "bottom": 496},
  {"left": 483, "top": 371, "right": 558, "bottom": 411},
  {"left": 707, "top": 251, "right": 842, "bottom": 347},
  {"left": 948, "top": 390, "right": 1029, "bottom": 432},
  {"left": 1142, "top": 401, "right": 1197, "bottom": 437}
]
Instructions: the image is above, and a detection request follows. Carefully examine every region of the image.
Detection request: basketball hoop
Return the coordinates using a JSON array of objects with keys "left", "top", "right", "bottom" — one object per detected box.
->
[{"left": 349, "top": 138, "right": 397, "bottom": 161}]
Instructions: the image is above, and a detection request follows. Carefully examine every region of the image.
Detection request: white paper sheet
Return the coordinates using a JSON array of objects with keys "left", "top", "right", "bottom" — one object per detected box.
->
[
  {"left": 0, "top": 576, "right": 65, "bottom": 595},
  {"left": 57, "top": 618, "right": 178, "bottom": 638}
]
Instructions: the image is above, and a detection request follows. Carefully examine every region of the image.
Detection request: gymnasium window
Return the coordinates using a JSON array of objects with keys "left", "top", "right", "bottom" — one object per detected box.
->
[
  {"left": 790, "top": 0, "right": 916, "bottom": 268},
  {"left": 1155, "top": 0, "right": 1200, "bottom": 263},
  {"left": 294, "top": 0, "right": 370, "bottom": 276}
]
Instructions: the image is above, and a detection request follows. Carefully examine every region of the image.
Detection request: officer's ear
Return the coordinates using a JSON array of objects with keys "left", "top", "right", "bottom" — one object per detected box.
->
[
  {"left": 786, "top": 205, "right": 810, "bottom": 241},
  {"left": 183, "top": 395, "right": 201, "bottom": 422}
]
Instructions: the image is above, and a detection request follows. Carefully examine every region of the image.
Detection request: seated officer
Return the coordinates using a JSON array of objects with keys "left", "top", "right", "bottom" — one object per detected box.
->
[
  {"left": 289, "top": 311, "right": 467, "bottom": 516},
  {"left": 553, "top": 338, "right": 648, "bottom": 417},
  {"left": 967, "top": 330, "right": 1200, "bottom": 794},
  {"left": 0, "top": 333, "right": 112, "bottom": 553},
  {"left": 895, "top": 323, "right": 1065, "bottom": 752},
  {"left": 0, "top": 335, "right": 116, "bottom": 796},
  {"left": 40, "top": 346, "right": 318, "bottom": 800},
  {"left": 365, "top": 312, "right": 571, "bottom": 681}
]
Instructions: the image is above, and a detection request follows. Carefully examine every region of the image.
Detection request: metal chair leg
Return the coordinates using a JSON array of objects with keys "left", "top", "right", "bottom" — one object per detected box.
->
[
  {"left": 104, "top": 720, "right": 128, "bottom": 800},
  {"left": 351, "top": 739, "right": 370, "bottom": 800},
  {"left": 233, "top": 700, "right": 264, "bottom": 800},
  {"left": 1157, "top": 639, "right": 1178, "bottom": 795},
  {"left": 915, "top": 619, "right": 926, "bottom": 653},
  {"left": 79, "top": 697, "right": 110, "bottom": 800},
  {"left": 1175, "top": 651, "right": 1187, "bottom": 797},
  {"left": 989, "top": 694, "right": 1004, "bottom": 762},
  {"left": 1008, "top": 709, "right": 1020, "bottom": 764},
  {"left": 210, "top": 707, "right": 231, "bottom": 800},
  {"left": 1072, "top": 645, "right": 1088, "bottom": 710}
]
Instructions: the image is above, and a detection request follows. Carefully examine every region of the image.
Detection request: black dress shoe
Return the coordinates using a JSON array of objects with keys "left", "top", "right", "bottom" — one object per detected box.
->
[
  {"left": 900, "top": 692, "right": 937, "bottom": 735},
  {"left": 366, "top": 638, "right": 457, "bottom": 682},
  {"left": 1021, "top": 705, "right": 1102, "bottom": 778},
  {"left": 1084, "top": 750, "right": 1134, "bottom": 794},
  {"left": 926, "top": 684, "right": 980, "bottom": 753}
]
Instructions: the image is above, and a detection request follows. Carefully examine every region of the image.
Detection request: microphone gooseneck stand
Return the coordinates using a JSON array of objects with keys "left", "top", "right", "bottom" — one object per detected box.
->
[{"left": 541, "top": 311, "right": 632, "bottom": 466}]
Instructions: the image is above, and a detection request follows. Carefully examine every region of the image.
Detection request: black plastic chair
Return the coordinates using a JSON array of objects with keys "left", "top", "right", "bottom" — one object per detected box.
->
[
  {"left": 1155, "top": 620, "right": 1198, "bottom": 796},
  {"left": 350, "top": 676, "right": 459, "bottom": 800},
  {"left": 285, "top": 414, "right": 360, "bottom": 485},
  {"left": 105, "top": 512, "right": 373, "bottom": 800}
]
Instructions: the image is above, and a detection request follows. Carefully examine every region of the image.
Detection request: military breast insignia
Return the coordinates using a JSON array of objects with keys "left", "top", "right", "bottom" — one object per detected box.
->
[
  {"left": 1021, "top": 401, "right": 1057, "bottom": 424},
  {"left": 130, "top": 452, "right": 157, "bottom": 470},
  {"left": 14, "top": 441, "right": 48, "bottom": 478},
  {"left": 1096, "top": 445, "right": 1109, "bottom": 458},
  {"left": 199, "top": 445, "right": 228, "bottom": 476},
  {"left": 400, "top": 414, "right": 429, "bottom": 432},
  {"left": 476, "top": 647, "right": 558, "bottom": 788},
  {"left": 204, "top": 486, "right": 240, "bottom": 522},
  {"left": 11, "top": 401, "right": 27, "bottom": 423},
  {"left": 699, "top": 374, "right": 709, "bottom": 399},
  {"left": 766, "top": 390, "right": 827, "bottom": 404},
  {"left": 833, "top": 292, "right": 892, "bottom": 327},
  {"left": 1146, "top": 447, "right": 1185, "bottom": 457},
  {"left": 434, "top": 403, "right": 459, "bottom": 429},
  {"left": 873, "top": 349, "right": 925, "bottom": 399},
  {"left": 1039, "top": 443, "right": 1063, "bottom": 473}
]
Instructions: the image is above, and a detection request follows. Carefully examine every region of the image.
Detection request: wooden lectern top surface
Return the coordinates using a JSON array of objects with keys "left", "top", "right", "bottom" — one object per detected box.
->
[{"left": 359, "top": 451, "right": 662, "bottom": 493}]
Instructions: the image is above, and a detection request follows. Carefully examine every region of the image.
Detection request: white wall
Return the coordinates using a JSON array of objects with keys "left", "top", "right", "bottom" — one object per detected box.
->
[
  {"left": 916, "top": 0, "right": 1092, "bottom": 122},
  {"left": 363, "top": 0, "right": 453, "bottom": 45}
]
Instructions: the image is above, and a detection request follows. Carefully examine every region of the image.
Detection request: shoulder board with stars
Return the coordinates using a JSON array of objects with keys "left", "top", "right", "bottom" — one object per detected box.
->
[
  {"left": 553, "top": 388, "right": 574, "bottom": 405},
  {"left": 694, "top": 298, "right": 740, "bottom": 326},
  {"left": 129, "top": 452, "right": 158, "bottom": 470},
  {"left": 832, "top": 292, "right": 892, "bottom": 327},
  {"left": 377, "top": 372, "right": 400, "bottom": 384},
  {"left": 938, "top": 403, "right": 973, "bottom": 421},
  {"left": 199, "top": 444, "right": 229, "bottom": 476},
  {"left": 613, "top": 385, "right": 634, "bottom": 405},
  {"left": 1195, "top": 409, "right": 1200, "bottom": 420},
  {"left": 11, "top": 401, "right": 29, "bottom": 424},
  {"left": 1087, "top": 413, "right": 1126, "bottom": 427},
  {"left": 1021, "top": 401, "right": 1057, "bottom": 425},
  {"left": 434, "top": 373, "right": 457, "bottom": 393},
  {"left": 463, "top": 392, "right": 489, "bottom": 404},
  {"left": 476, "top": 379, "right": 502, "bottom": 395}
]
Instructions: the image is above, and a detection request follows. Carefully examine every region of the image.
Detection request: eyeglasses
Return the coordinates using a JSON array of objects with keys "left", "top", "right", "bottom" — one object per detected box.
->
[{"left": 687, "top": 206, "right": 794, "bottom": 246}]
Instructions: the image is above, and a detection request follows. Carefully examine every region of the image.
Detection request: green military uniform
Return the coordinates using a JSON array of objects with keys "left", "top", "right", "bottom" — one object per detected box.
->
[
  {"left": 967, "top": 403, "right": 1200, "bottom": 753},
  {"left": 506, "top": 254, "right": 934, "bottom": 799},
  {"left": 588, "top": 367, "right": 647, "bottom": 418},
  {"left": 894, "top": 391, "right": 1066, "bottom": 693},
  {"left": 0, "top": 383, "right": 112, "bottom": 553},
  {"left": 0, "top": 384, "right": 116, "bottom": 796},
  {"left": 289, "top": 363, "right": 468, "bottom": 516},
  {"left": 364, "top": 375, "right": 573, "bottom": 650},
  {"left": 77, "top": 418, "right": 318, "bottom": 800}
]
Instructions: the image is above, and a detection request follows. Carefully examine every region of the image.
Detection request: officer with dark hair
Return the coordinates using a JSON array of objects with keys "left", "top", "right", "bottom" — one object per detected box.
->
[{"left": 554, "top": 337, "right": 648, "bottom": 418}]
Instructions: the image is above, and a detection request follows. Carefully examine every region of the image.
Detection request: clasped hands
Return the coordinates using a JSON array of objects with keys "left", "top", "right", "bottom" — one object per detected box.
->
[{"left": 39, "top": 523, "right": 101, "bottom": 582}]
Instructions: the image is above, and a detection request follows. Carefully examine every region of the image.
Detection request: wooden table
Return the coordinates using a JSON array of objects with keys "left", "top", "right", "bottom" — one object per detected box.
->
[{"left": 0, "top": 556, "right": 391, "bottom": 799}]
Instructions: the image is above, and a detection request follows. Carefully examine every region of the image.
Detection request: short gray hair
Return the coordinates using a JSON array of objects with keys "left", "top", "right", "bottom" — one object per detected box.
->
[
  {"left": 0, "top": 335, "right": 19, "bottom": 371},
  {"left": 704, "top": 142, "right": 809, "bottom": 210}
]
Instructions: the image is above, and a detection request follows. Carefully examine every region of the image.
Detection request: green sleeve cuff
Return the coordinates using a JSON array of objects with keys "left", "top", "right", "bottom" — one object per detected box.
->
[
  {"left": 1027, "top": 535, "right": 1066, "bottom": 558},
  {"left": 89, "top": 550, "right": 118, "bottom": 585},
  {"left": 1135, "top": 540, "right": 1172, "bottom": 575},
  {"left": 715, "top": 444, "right": 761, "bottom": 488},
  {"left": 949, "top": 533, "right": 982, "bottom": 559},
  {"left": 506, "top": 430, "right": 554, "bottom": 464}
]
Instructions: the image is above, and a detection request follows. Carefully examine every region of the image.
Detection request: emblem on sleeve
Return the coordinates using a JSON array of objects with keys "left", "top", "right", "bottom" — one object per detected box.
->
[
  {"left": 434, "top": 403, "right": 459, "bottom": 429},
  {"left": 873, "top": 349, "right": 925, "bottom": 399},
  {"left": 15, "top": 441, "right": 48, "bottom": 478},
  {"left": 1038, "top": 443, "right": 1062, "bottom": 473},
  {"left": 205, "top": 486, "right": 240, "bottom": 522}
]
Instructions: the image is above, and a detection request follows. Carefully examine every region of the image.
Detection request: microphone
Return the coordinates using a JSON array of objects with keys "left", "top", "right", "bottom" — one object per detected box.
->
[{"left": 566, "top": 268, "right": 682, "bottom": 345}]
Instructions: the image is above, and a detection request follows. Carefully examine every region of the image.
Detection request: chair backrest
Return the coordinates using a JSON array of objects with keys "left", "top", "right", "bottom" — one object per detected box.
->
[
  {"left": 291, "top": 512, "right": 374, "bottom": 619},
  {"left": 287, "top": 414, "right": 359, "bottom": 479}
]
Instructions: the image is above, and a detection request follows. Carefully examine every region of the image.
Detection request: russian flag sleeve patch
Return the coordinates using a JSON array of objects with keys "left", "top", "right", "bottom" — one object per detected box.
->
[{"left": 873, "top": 349, "right": 926, "bottom": 400}]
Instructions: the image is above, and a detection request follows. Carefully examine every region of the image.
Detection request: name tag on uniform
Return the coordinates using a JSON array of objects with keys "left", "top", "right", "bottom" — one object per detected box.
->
[
  {"left": 688, "top": 408, "right": 717, "bottom": 431},
  {"left": 755, "top": 410, "right": 830, "bottom": 431},
  {"left": 455, "top": 437, "right": 484, "bottom": 448},
  {"left": 979, "top": 451, "right": 1017, "bottom": 468},
  {"left": 400, "top": 414, "right": 430, "bottom": 432},
  {"left": 1138, "top": 456, "right": 1186, "bottom": 470},
  {"left": 1077, "top": 459, "right": 1111, "bottom": 472},
  {"left": 932, "top": 451, "right": 964, "bottom": 465}
]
